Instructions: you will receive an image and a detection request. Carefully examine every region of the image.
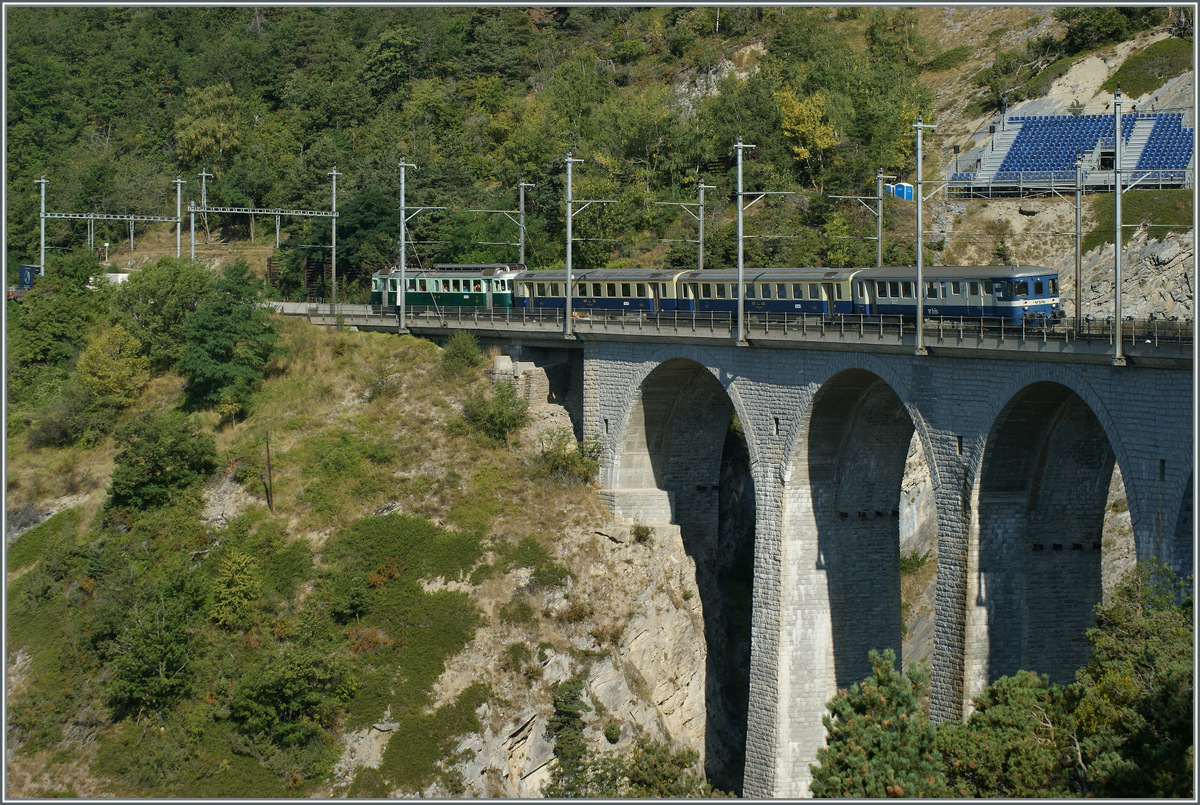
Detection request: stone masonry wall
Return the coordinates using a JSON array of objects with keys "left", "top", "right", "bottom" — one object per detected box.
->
[{"left": 582, "top": 339, "right": 1192, "bottom": 798}]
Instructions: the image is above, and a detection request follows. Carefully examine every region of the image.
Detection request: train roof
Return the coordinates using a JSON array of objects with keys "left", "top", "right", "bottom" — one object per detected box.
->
[
  {"left": 430, "top": 263, "right": 524, "bottom": 275},
  {"left": 517, "top": 268, "right": 682, "bottom": 282},
  {"left": 853, "top": 265, "right": 1056, "bottom": 280},
  {"left": 673, "top": 267, "right": 853, "bottom": 282}
]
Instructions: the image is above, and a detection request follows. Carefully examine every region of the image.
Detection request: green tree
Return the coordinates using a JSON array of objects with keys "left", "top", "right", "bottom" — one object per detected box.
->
[
  {"left": 810, "top": 649, "right": 947, "bottom": 798},
  {"left": 111, "top": 258, "right": 217, "bottom": 371},
  {"left": 865, "top": 8, "right": 928, "bottom": 67},
  {"left": 461, "top": 381, "right": 529, "bottom": 444},
  {"left": 439, "top": 330, "right": 484, "bottom": 377},
  {"left": 108, "top": 567, "right": 204, "bottom": 714},
  {"left": 1071, "top": 560, "right": 1193, "bottom": 798},
  {"left": 208, "top": 550, "right": 262, "bottom": 631},
  {"left": 937, "top": 671, "right": 1076, "bottom": 797},
  {"left": 108, "top": 408, "right": 217, "bottom": 509},
  {"left": 74, "top": 323, "right": 149, "bottom": 408},
  {"left": 173, "top": 82, "right": 240, "bottom": 170},
  {"left": 545, "top": 675, "right": 592, "bottom": 795},
  {"left": 177, "top": 260, "right": 282, "bottom": 417},
  {"left": 230, "top": 644, "right": 356, "bottom": 748}
]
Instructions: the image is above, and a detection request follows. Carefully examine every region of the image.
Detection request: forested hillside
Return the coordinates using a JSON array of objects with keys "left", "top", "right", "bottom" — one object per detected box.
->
[
  {"left": 5, "top": 6, "right": 1193, "bottom": 799},
  {"left": 9, "top": 7, "right": 1188, "bottom": 297}
]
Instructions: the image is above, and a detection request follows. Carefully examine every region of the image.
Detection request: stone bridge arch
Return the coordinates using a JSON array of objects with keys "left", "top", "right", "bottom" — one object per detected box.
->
[
  {"left": 773, "top": 363, "right": 945, "bottom": 797},
  {"left": 600, "top": 355, "right": 760, "bottom": 792}
]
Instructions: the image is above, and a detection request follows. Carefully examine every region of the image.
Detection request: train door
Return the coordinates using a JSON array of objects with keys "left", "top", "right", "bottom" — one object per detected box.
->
[
  {"left": 967, "top": 280, "right": 982, "bottom": 316},
  {"left": 821, "top": 283, "right": 835, "bottom": 315}
]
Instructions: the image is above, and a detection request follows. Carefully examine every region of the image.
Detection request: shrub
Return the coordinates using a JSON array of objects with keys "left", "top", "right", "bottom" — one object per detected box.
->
[
  {"left": 178, "top": 260, "right": 282, "bottom": 418},
  {"left": 439, "top": 331, "right": 484, "bottom": 377},
  {"left": 604, "top": 721, "right": 622, "bottom": 744},
  {"left": 924, "top": 45, "right": 971, "bottom": 72},
  {"left": 461, "top": 381, "right": 528, "bottom": 443},
  {"left": 899, "top": 548, "right": 930, "bottom": 576},
  {"left": 108, "top": 408, "right": 217, "bottom": 509},
  {"left": 498, "top": 597, "right": 534, "bottom": 624},
  {"left": 530, "top": 429, "right": 599, "bottom": 485}
]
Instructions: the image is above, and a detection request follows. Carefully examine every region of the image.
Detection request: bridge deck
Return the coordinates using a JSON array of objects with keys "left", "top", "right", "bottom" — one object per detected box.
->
[{"left": 272, "top": 303, "right": 1193, "bottom": 368}]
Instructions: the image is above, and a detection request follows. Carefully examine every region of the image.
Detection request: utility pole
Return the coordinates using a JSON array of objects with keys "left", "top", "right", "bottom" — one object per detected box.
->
[
  {"left": 470, "top": 180, "right": 535, "bottom": 265},
  {"left": 830, "top": 169, "right": 895, "bottom": 269},
  {"left": 519, "top": 179, "right": 532, "bottom": 265},
  {"left": 564, "top": 153, "right": 614, "bottom": 338},
  {"left": 1075, "top": 158, "right": 1083, "bottom": 328},
  {"left": 655, "top": 181, "right": 715, "bottom": 271},
  {"left": 36, "top": 175, "right": 47, "bottom": 274},
  {"left": 734, "top": 138, "right": 792, "bottom": 343},
  {"left": 174, "top": 176, "right": 185, "bottom": 258},
  {"left": 1112, "top": 87, "right": 1126, "bottom": 366},
  {"left": 395, "top": 161, "right": 445, "bottom": 334},
  {"left": 566, "top": 154, "right": 582, "bottom": 338},
  {"left": 876, "top": 169, "right": 889, "bottom": 268},
  {"left": 329, "top": 166, "right": 340, "bottom": 315},
  {"left": 735, "top": 137, "right": 754, "bottom": 344},
  {"left": 198, "top": 168, "right": 213, "bottom": 243},
  {"left": 913, "top": 115, "right": 938, "bottom": 356}
]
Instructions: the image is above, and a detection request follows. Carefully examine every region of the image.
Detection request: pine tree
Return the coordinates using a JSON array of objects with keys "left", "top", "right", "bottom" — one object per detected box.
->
[{"left": 810, "top": 649, "right": 946, "bottom": 797}]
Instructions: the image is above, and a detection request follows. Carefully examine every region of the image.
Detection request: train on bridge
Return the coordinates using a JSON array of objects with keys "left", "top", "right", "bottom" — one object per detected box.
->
[{"left": 370, "top": 263, "right": 1064, "bottom": 324}]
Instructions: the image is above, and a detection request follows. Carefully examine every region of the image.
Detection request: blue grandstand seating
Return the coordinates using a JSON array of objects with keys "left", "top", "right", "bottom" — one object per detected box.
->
[{"left": 982, "top": 112, "right": 1193, "bottom": 183}]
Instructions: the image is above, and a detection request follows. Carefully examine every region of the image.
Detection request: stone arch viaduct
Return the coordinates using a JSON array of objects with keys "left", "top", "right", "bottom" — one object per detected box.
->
[
  {"left": 289, "top": 303, "right": 1193, "bottom": 797},
  {"left": 581, "top": 339, "right": 1192, "bottom": 798}
]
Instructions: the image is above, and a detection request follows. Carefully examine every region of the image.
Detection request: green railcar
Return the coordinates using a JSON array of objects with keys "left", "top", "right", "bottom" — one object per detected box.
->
[{"left": 370, "top": 263, "right": 521, "bottom": 311}]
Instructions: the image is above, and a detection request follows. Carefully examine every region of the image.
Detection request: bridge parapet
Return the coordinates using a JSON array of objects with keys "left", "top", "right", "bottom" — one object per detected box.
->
[{"left": 278, "top": 303, "right": 1193, "bottom": 368}]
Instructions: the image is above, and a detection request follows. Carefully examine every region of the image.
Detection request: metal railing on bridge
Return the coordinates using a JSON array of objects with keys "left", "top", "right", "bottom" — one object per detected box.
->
[{"left": 274, "top": 302, "right": 1193, "bottom": 354}]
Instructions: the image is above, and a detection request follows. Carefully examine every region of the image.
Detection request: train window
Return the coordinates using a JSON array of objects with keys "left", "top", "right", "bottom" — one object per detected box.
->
[
  {"left": 1033, "top": 280, "right": 1044, "bottom": 295},
  {"left": 984, "top": 280, "right": 994, "bottom": 295},
  {"left": 951, "top": 281, "right": 962, "bottom": 295},
  {"left": 835, "top": 284, "right": 844, "bottom": 300},
  {"left": 536, "top": 282, "right": 546, "bottom": 296},
  {"left": 716, "top": 284, "right": 727, "bottom": 299},
  {"left": 810, "top": 283, "right": 821, "bottom": 299},
  {"left": 887, "top": 281, "right": 899, "bottom": 298},
  {"left": 969, "top": 281, "right": 980, "bottom": 295},
  {"left": 1048, "top": 278, "right": 1057, "bottom": 294},
  {"left": 551, "top": 284, "right": 560, "bottom": 296},
  {"left": 732, "top": 284, "right": 738, "bottom": 298},
  {"left": 794, "top": 283, "right": 804, "bottom": 299},
  {"left": 901, "top": 282, "right": 913, "bottom": 299},
  {"left": 636, "top": 283, "right": 646, "bottom": 297},
  {"left": 926, "top": 282, "right": 938, "bottom": 298},
  {"left": 389, "top": 279, "right": 398, "bottom": 292},
  {"left": 1013, "top": 281, "right": 1029, "bottom": 298},
  {"left": 408, "top": 279, "right": 417, "bottom": 291},
  {"left": 660, "top": 283, "right": 669, "bottom": 296},
  {"left": 761, "top": 283, "right": 771, "bottom": 299},
  {"left": 876, "top": 281, "right": 887, "bottom": 297},
  {"left": 855, "top": 281, "right": 864, "bottom": 297},
  {"left": 621, "top": 283, "right": 631, "bottom": 297},
  {"left": 702, "top": 284, "right": 712, "bottom": 299},
  {"left": 745, "top": 284, "right": 756, "bottom": 299},
  {"left": 606, "top": 283, "right": 617, "bottom": 297},
  {"left": 775, "top": 283, "right": 787, "bottom": 299}
]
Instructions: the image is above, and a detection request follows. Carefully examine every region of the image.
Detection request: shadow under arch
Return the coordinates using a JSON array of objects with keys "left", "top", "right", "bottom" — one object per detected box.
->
[
  {"left": 1173, "top": 473, "right": 1193, "bottom": 576},
  {"left": 805, "top": 368, "right": 920, "bottom": 688},
  {"left": 611, "top": 357, "right": 754, "bottom": 793},
  {"left": 967, "top": 381, "right": 1115, "bottom": 700}
]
